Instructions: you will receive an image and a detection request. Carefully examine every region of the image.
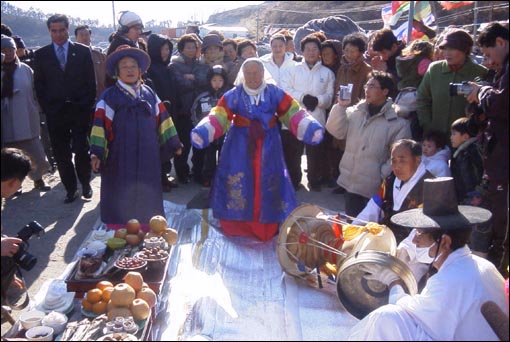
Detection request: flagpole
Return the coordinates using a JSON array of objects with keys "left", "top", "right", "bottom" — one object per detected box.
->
[
  {"left": 407, "top": 1, "right": 415, "bottom": 43},
  {"left": 112, "top": 1, "right": 116, "bottom": 29},
  {"left": 473, "top": 1, "right": 479, "bottom": 41}
]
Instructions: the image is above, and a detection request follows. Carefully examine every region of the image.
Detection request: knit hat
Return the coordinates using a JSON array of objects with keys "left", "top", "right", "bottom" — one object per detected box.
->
[
  {"left": 118, "top": 11, "right": 143, "bottom": 29},
  {"left": 12, "top": 35, "right": 26, "bottom": 49},
  {"left": 438, "top": 29, "right": 473, "bottom": 53},
  {"left": 201, "top": 34, "right": 223, "bottom": 54},
  {"left": 1, "top": 34, "right": 16, "bottom": 50}
]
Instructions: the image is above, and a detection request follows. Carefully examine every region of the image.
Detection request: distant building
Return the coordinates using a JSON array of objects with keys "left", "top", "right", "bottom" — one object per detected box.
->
[{"left": 200, "top": 23, "right": 251, "bottom": 39}]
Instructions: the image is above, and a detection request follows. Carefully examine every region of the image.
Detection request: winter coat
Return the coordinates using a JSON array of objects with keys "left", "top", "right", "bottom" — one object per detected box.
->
[
  {"left": 396, "top": 54, "right": 431, "bottom": 90},
  {"left": 416, "top": 58, "right": 487, "bottom": 135},
  {"left": 168, "top": 54, "right": 209, "bottom": 116},
  {"left": 1, "top": 59, "right": 41, "bottom": 142},
  {"left": 280, "top": 60, "right": 335, "bottom": 126},
  {"left": 147, "top": 34, "right": 178, "bottom": 114},
  {"left": 260, "top": 52, "right": 297, "bottom": 87},
  {"left": 335, "top": 56, "right": 372, "bottom": 105},
  {"left": 450, "top": 137, "right": 483, "bottom": 203},
  {"left": 421, "top": 147, "right": 451, "bottom": 177},
  {"left": 326, "top": 99, "right": 411, "bottom": 198},
  {"left": 476, "top": 56, "right": 509, "bottom": 183}
]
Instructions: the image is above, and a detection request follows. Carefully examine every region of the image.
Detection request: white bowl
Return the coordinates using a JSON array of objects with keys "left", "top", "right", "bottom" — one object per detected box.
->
[
  {"left": 41, "top": 311, "right": 68, "bottom": 335},
  {"left": 25, "top": 325, "right": 54, "bottom": 341},
  {"left": 19, "top": 310, "right": 46, "bottom": 330},
  {"left": 87, "top": 240, "right": 107, "bottom": 256}
]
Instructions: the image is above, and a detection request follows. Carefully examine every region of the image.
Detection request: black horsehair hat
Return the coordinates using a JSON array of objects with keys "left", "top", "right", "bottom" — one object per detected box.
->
[{"left": 391, "top": 177, "right": 491, "bottom": 230}]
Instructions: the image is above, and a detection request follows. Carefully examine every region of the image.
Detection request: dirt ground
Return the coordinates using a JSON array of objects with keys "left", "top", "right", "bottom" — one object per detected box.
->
[{"left": 1, "top": 156, "right": 345, "bottom": 334}]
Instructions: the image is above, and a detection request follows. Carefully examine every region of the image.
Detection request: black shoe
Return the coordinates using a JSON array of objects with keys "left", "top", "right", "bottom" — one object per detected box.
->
[
  {"left": 332, "top": 186, "right": 346, "bottom": 194},
  {"left": 64, "top": 190, "right": 79, "bottom": 203},
  {"left": 310, "top": 184, "right": 322, "bottom": 192},
  {"left": 162, "top": 182, "right": 173, "bottom": 193},
  {"left": 168, "top": 179, "right": 179, "bottom": 188},
  {"left": 82, "top": 185, "right": 93, "bottom": 199},
  {"left": 178, "top": 176, "right": 191, "bottom": 184},
  {"left": 34, "top": 179, "right": 51, "bottom": 191}
]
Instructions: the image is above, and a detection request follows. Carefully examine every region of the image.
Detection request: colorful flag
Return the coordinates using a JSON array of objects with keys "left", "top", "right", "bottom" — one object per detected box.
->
[
  {"left": 381, "top": 5, "right": 393, "bottom": 27},
  {"left": 438, "top": 1, "right": 474, "bottom": 10}
]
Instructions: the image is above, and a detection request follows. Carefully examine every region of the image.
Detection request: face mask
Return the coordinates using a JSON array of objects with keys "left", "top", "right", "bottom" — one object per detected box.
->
[{"left": 415, "top": 243, "right": 436, "bottom": 264}]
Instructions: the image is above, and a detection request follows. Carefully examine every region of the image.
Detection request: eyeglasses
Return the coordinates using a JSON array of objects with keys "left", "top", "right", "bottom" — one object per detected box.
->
[{"left": 364, "top": 84, "right": 381, "bottom": 90}]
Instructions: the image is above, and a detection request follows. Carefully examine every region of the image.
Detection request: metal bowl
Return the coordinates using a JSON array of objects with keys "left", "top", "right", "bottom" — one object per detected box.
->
[{"left": 336, "top": 250, "right": 417, "bottom": 320}]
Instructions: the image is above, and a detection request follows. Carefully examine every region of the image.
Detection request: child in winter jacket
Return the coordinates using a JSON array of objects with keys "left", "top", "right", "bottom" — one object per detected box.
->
[
  {"left": 421, "top": 130, "right": 451, "bottom": 177},
  {"left": 450, "top": 117, "right": 483, "bottom": 204},
  {"left": 190, "top": 65, "right": 230, "bottom": 187}
]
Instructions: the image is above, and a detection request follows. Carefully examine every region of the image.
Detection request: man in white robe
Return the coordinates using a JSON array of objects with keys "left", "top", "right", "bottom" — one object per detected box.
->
[{"left": 347, "top": 177, "right": 508, "bottom": 341}]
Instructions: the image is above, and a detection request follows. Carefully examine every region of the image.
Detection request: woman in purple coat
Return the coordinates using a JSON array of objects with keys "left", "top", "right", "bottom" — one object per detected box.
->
[{"left": 90, "top": 46, "right": 182, "bottom": 225}]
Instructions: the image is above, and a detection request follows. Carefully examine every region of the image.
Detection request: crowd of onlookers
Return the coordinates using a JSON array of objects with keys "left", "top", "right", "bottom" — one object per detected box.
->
[{"left": 1, "top": 11, "right": 508, "bottom": 277}]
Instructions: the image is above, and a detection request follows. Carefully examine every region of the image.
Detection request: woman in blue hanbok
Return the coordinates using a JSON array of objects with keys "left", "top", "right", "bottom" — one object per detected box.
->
[
  {"left": 191, "top": 58, "right": 324, "bottom": 241},
  {"left": 90, "top": 46, "right": 182, "bottom": 225}
]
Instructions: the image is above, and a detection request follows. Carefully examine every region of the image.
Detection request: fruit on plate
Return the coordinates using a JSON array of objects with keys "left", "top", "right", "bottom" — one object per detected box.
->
[
  {"left": 96, "top": 280, "right": 114, "bottom": 291},
  {"left": 125, "top": 234, "right": 141, "bottom": 246},
  {"left": 114, "top": 228, "right": 128, "bottom": 239},
  {"left": 136, "top": 287, "right": 157, "bottom": 308},
  {"left": 126, "top": 219, "right": 141, "bottom": 235},
  {"left": 123, "top": 272, "right": 144, "bottom": 292},
  {"left": 130, "top": 298, "right": 150, "bottom": 321},
  {"left": 86, "top": 288, "right": 103, "bottom": 304},
  {"left": 149, "top": 215, "right": 167, "bottom": 235},
  {"left": 110, "top": 283, "right": 136, "bottom": 307},
  {"left": 92, "top": 300, "right": 108, "bottom": 315},
  {"left": 162, "top": 227, "right": 178, "bottom": 245}
]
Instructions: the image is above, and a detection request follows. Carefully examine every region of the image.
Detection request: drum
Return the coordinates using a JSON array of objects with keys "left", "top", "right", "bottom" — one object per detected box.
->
[
  {"left": 277, "top": 204, "right": 417, "bottom": 319},
  {"left": 277, "top": 204, "right": 395, "bottom": 291}
]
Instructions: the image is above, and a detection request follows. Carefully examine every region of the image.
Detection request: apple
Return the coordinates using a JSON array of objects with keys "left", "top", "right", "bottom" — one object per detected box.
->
[
  {"left": 125, "top": 234, "right": 141, "bottom": 246},
  {"left": 126, "top": 219, "right": 141, "bottom": 235},
  {"left": 114, "top": 228, "right": 127, "bottom": 239},
  {"left": 137, "top": 230, "right": 147, "bottom": 241}
]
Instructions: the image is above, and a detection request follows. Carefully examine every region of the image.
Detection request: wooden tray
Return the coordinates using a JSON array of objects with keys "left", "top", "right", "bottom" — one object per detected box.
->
[{"left": 65, "top": 246, "right": 170, "bottom": 297}]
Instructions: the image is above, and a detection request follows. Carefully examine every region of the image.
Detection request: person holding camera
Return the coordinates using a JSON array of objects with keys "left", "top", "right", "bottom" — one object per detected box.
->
[
  {"left": 465, "top": 22, "right": 509, "bottom": 277},
  {"left": 1, "top": 148, "right": 31, "bottom": 307},
  {"left": 416, "top": 29, "right": 487, "bottom": 136}
]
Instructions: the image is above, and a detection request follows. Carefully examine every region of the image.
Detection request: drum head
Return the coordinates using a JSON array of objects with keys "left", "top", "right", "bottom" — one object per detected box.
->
[
  {"left": 277, "top": 204, "right": 325, "bottom": 277},
  {"left": 336, "top": 251, "right": 417, "bottom": 320}
]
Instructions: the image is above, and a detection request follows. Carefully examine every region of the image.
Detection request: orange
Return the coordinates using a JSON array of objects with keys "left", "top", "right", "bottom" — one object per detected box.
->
[
  {"left": 92, "top": 300, "right": 108, "bottom": 315},
  {"left": 82, "top": 298, "right": 93, "bottom": 312},
  {"left": 96, "top": 280, "right": 114, "bottom": 291},
  {"left": 86, "top": 288, "right": 103, "bottom": 303},
  {"left": 101, "top": 286, "right": 114, "bottom": 302}
]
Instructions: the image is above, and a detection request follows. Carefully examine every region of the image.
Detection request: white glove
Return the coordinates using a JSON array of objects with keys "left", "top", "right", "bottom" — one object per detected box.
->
[
  {"left": 361, "top": 264, "right": 399, "bottom": 286},
  {"left": 191, "top": 132, "right": 204, "bottom": 148},
  {"left": 311, "top": 129, "right": 323, "bottom": 143}
]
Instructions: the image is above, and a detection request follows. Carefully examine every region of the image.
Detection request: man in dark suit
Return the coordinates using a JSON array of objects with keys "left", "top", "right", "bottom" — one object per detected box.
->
[{"left": 33, "top": 14, "right": 96, "bottom": 203}]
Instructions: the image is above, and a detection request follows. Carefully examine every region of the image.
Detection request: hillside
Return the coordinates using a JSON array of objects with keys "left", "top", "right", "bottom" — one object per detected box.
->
[
  {"left": 1, "top": 1, "right": 508, "bottom": 48},
  {"left": 210, "top": 1, "right": 509, "bottom": 38}
]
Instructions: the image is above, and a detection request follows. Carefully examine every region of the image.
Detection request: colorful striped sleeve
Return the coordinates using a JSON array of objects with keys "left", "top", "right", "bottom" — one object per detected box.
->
[
  {"left": 156, "top": 100, "right": 182, "bottom": 159},
  {"left": 276, "top": 90, "right": 324, "bottom": 143},
  {"left": 90, "top": 99, "right": 114, "bottom": 161}
]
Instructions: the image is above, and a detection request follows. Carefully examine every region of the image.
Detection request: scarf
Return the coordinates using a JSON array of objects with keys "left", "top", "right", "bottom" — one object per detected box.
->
[
  {"left": 1, "top": 58, "right": 18, "bottom": 99},
  {"left": 117, "top": 79, "right": 142, "bottom": 98},
  {"left": 242, "top": 80, "right": 266, "bottom": 106}
]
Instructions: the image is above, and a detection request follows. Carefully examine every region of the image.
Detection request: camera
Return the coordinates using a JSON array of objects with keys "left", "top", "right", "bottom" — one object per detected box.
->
[
  {"left": 449, "top": 81, "right": 473, "bottom": 97},
  {"left": 12, "top": 221, "right": 45, "bottom": 271}
]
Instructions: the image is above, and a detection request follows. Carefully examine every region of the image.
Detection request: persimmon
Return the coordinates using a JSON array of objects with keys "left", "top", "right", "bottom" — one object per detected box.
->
[
  {"left": 101, "top": 286, "right": 114, "bottom": 302},
  {"left": 92, "top": 300, "right": 108, "bottom": 315},
  {"left": 96, "top": 280, "right": 114, "bottom": 291},
  {"left": 86, "top": 288, "right": 103, "bottom": 303},
  {"left": 82, "top": 298, "right": 93, "bottom": 312}
]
